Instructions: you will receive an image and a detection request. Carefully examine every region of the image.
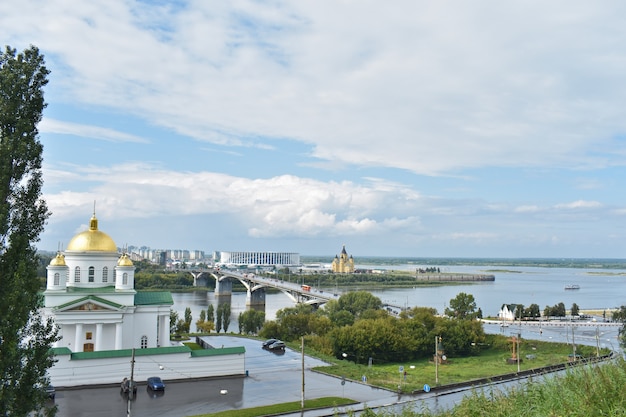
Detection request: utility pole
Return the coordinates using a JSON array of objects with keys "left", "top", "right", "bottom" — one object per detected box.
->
[
  {"left": 301, "top": 336, "right": 305, "bottom": 409},
  {"left": 517, "top": 333, "right": 521, "bottom": 373},
  {"left": 434, "top": 336, "right": 439, "bottom": 385},
  {"left": 127, "top": 348, "right": 136, "bottom": 417}
]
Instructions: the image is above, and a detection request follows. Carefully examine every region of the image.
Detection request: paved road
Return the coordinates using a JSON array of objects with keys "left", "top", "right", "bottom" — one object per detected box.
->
[{"left": 52, "top": 336, "right": 399, "bottom": 417}]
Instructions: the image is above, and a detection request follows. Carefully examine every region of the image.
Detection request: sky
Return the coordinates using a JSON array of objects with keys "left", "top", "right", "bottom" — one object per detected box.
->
[{"left": 2, "top": 1, "right": 626, "bottom": 259}]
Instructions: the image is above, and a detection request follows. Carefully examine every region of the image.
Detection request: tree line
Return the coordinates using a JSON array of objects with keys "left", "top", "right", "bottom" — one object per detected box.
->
[{"left": 256, "top": 291, "right": 487, "bottom": 365}]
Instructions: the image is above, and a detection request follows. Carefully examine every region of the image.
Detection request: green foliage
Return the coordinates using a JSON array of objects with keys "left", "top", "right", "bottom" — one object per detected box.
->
[
  {"left": 238, "top": 309, "right": 265, "bottom": 335},
  {"left": 445, "top": 292, "right": 479, "bottom": 320},
  {"left": 207, "top": 304, "right": 215, "bottom": 323},
  {"left": 0, "top": 45, "right": 58, "bottom": 416},
  {"left": 169, "top": 310, "right": 179, "bottom": 334},
  {"left": 337, "top": 291, "right": 382, "bottom": 316},
  {"left": 544, "top": 302, "right": 566, "bottom": 318},
  {"left": 221, "top": 303, "right": 231, "bottom": 332}
]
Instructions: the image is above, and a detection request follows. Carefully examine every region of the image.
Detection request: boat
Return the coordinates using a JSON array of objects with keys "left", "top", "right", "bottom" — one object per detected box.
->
[{"left": 564, "top": 284, "right": 580, "bottom": 290}]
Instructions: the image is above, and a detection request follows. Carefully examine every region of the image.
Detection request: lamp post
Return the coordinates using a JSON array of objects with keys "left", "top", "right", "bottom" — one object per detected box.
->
[
  {"left": 434, "top": 336, "right": 439, "bottom": 385},
  {"left": 301, "top": 336, "right": 305, "bottom": 409}
]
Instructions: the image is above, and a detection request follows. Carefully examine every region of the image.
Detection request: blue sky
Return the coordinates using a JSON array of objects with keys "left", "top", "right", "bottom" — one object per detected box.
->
[{"left": 3, "top": 1, "right": 626, "bottom": 258}]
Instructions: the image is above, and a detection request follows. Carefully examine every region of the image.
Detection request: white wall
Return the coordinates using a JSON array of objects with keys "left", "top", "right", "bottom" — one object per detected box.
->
[{"left": 50, "top": 351, "right": 246, "bottom": 387}]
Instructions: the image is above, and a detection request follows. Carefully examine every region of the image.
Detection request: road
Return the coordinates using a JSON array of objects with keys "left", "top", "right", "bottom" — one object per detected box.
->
[{"left": 51, "top": 336, "right": 399, "bottom": 417}]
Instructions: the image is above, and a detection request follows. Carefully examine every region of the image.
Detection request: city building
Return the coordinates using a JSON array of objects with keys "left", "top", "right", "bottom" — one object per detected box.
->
[
  {"left": 331, "top": 245, "right": 355, "bottom": 273},
  {"left": 213, "top": 250, "right": 300, "bottom": 267}
]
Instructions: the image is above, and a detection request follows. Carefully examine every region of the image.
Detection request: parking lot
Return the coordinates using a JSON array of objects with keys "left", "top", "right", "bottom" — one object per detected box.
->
[{"left": 51, "top": 336, "right": 398, "bottom": 417}]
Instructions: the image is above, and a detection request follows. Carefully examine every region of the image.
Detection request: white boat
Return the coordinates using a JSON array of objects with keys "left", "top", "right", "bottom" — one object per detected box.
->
[{"left": 564, "top": 284, "right": 580, "bottom": 290}]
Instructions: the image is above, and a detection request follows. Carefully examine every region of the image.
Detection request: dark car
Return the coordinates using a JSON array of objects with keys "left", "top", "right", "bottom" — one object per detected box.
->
[
  {"left": 45, "top": 385, "right": 56, "bottom": 400},
  {"left": 262, "top": 338, "right": 278, "bottom": 348},
  {"left": 120, "top": 378, "right": 137, "bottom": 394},
  {"left": 147, "top": 376, "right": 165, "bottom": 391},
  {"left": 268, "top": 341, "right": 286, "bottom": 350}
]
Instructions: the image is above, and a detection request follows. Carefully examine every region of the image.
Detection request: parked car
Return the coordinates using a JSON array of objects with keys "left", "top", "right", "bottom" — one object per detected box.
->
[
  {"left": 267, "top": 341, "right": 286, "bottom": 351},
  {"left": 45, "top": 385, "right": 56, "bottom": 400},
  {"left": 147, "top": 376, "right": 165, "bottom": 391},
  {"left": 120, "top": 378, "right": 137, "bottom": 394},
  {"left": 262, "top": 338, "right": 278, "bottom": 348}
]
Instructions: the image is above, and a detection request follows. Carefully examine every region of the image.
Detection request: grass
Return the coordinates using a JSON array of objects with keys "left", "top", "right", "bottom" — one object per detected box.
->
[
  {"left": 313, "top": 335, "right": 604, "bottom": 393},
  {"left": 189, "top": 334, "right": 610, "bottom": 417},
  {"left": 192, "top": 397, "right": 357, "bottom": 417},
  {"left": 417, "top": 358, "right": 626, "bottom": 417}
]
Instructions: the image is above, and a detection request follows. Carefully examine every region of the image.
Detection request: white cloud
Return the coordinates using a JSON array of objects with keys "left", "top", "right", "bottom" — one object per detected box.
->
[
  {"left": 43, "top": 163, "right": 424, "bottom": 238},
  {"left": 6, "top": 1, "right": 626, "bottom": 175},
  {"left": 554, "top": 200, "right": 603, "bottom": 210},
  {"left": 40, "top": 119, "right": 150, "bottom": 143}
]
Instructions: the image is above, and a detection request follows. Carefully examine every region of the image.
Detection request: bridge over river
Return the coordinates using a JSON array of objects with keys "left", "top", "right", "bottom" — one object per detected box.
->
[{"left": 187, "top": 268, "right": 342, "bottom": 309}]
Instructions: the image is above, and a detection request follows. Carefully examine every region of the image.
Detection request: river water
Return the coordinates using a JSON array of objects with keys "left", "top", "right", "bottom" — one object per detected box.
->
[{"left": 171, "top": 263, "right": 626, "bottom": 341}]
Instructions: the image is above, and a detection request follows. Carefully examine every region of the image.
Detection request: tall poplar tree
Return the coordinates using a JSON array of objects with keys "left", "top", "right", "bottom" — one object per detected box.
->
[{"left": 0, "top": 45, "right": 58, "bottom": 416}]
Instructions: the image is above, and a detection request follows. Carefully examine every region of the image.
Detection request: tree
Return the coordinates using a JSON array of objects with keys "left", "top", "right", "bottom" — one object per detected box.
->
[
  {"left": 207, "top": 304, "right": 215, "bottom": 323},
  {"left": 169, "top": 310, "right": 179, "bottom": 334},
  {"left": 445, "top": 292, "right": 479, "bottom": 320},
  {"left": 238, "top": 309, "right": 265, "bottom": 335},
  {"left": 215, "top": 304, "right": 223, "bottom": 333},
  {"left": 525, "top": 304, "right": 541, "bottom": 319},
  {"left": 336, "top": 291, "right": 382, "bottom": 317},
  {"left": 0, "top": 45, "right": 58, "bottom": 416},
  {"left": 183, "top": 307, "right": 192, "bottom": 333},
  {"left": 571, "top": 303, "right": 580, "bottom": 317},
  {"left": 221, "top": 303, "right": 231, "bottom": 333}
]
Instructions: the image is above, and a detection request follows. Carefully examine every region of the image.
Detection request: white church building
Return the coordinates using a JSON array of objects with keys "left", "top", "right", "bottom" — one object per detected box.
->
[
  {"left": 44, "top": 213, "right": 171, "bottom": 352},
  {"left": 43, "top": 213, "right": 245, "bottom": 387}
]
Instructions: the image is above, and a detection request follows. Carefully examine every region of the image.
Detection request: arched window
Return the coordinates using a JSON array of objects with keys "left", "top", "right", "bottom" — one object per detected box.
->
[
  {"left": 141, "top": 335, "right": 148, "bottom": 349},
  {"left": 123, "top": 272, "right": 128, "bottom": 285},
  {"left": 54, "top": 272, "right": 60, "bottom": 286},
  {"left": 88, "top": 266, "right": 95, "bottom": 282},
  {"left": 74, "top": 267, "right": 81, "bottom": 283},
  {"left": 102, "top": 266, "right": 108, "bottom": 283}
]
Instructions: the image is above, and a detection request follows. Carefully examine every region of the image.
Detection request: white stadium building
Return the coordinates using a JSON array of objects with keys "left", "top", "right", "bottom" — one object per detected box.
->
[{"left": 213, "top": 251, "right": 300, "bottom": 268}]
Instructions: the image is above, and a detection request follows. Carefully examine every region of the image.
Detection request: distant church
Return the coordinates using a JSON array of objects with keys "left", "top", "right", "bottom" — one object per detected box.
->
[
  {"left": 43, "top": 213, "right": 172, "bottom": 352},
  {"left": 331, "top": 244, "right": 355, "bottom": 273}
]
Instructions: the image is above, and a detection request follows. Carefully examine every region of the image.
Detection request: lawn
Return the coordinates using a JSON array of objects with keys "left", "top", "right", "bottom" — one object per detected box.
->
[{"left": 313, "top": 334, "right": 605, "bottom": 393}]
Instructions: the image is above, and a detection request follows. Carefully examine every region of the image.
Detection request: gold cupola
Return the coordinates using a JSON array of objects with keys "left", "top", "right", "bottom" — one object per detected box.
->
[
  {"left": 117, "top": 253, "right": 134, "bottom": 267},
  {"left": 66, "top": 214, "right": 118, "bottom": 252},
  {"left": 49, "top": 251, "right": 67, "bottom": 266}
]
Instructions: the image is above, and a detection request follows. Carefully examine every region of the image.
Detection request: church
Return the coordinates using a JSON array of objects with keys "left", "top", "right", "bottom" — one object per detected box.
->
[
  {"left": 331, "top": 245, "right": 355, "bottom": 273},
  {"left": 43, "top": 213, "right": 172, "bottom": 352},
  {"left": 43, "top": 213, "right": 246, "bottom": 387}
]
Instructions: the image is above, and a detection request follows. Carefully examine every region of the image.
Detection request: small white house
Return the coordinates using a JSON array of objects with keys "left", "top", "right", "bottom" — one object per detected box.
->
[{"left": 498, "top": 304, "right": 516, "bottom": 321}]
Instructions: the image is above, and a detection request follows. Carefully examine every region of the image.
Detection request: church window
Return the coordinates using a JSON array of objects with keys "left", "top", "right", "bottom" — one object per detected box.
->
[
  {"left": 141, "top": 335, "right": 148, "bottom": 349},
  {"left": 54, "top": 273, "right": 60, "bottom": 286},
  {"left": 86, "top": 332, "right": 92, "bottom": 340},
  {"left": 74, "top": 267, "right": 81, "bottom": 282},
  {"left": 102, "top": 266, "right": 108, "bottom": 283},
  {"left": 88, "top": 266, "right": 95, "bottom": 282},
  {"left": 123, "top": 273, "right": 128, "bottom": 285}
]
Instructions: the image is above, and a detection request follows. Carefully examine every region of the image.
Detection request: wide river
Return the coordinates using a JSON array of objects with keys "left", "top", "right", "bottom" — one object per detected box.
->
[{"left": 171, "top": 263, "right": 626, "bottom": 336}]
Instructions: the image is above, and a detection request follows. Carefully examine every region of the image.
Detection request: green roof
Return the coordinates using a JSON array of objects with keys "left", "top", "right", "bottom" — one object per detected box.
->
[
  {"left": 54, "top": 295, "right": 124, "bottom": 311},
  {"left": 70, "top": 345, "right": 191, "bottom": 360},
  {"left": 191, "top": 346, "right": 245, "bottom": 357},
  {"left": 135, "top": 291, "right": 173, "bottom": 306},
  {"left": 50, "top": 347, "right": 72, "bottom": 356}
]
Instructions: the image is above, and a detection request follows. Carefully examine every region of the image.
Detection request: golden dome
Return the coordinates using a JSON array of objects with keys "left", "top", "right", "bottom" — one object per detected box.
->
[
  {"left": 66, "top": 215, "right": 118, "bottom": 252},
  {"left": 117, "top": 253, "right": 133, "bottom": 267},
  {"left": 49, "top": 252, "right": 66, "bottom": 266}
]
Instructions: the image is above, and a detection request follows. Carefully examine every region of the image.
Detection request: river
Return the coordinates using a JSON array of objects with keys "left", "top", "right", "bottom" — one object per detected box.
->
[{"left": 171, "top": 263, "right": 626, "bottom": 343}]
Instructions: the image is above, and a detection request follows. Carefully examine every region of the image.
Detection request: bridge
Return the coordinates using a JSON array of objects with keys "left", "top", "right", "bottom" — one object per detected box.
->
[{"left": 187, "top": 268, "right": 340, "bottom": 308}]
